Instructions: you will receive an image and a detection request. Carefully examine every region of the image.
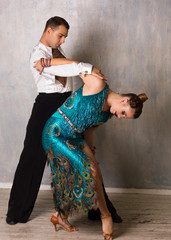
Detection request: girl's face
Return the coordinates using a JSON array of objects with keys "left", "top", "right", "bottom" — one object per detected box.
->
[{"left": 110, "top": 98, "right": 135, "bottom": 119}]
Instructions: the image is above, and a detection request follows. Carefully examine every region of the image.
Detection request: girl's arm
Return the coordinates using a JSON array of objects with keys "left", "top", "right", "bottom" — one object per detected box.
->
[
  {"left": 34, "top": 58, "right": 79, "bottom": 74},
  {"left": 51, "top": 58, "right": 79, "bottom": 65},
  {"left": 34, "top": 58, "right": 107, "bottom": 80},
  {"left": 83, "top": 127, "right": 96, "bottom": 154},
  {"left": 80, "top": 74, "right": 106, "bottom": 96},
  {"left": 50, "top": 59, "right": 107, "bottom": 81}
]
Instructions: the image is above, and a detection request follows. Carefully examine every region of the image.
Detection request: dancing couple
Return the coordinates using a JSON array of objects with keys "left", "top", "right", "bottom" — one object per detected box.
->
[
  {"left": 34, "top": 56, "right": 147, "bottom": 240},
  {"left": 7, "top": 16, "right": 147, "bottom": 240}
]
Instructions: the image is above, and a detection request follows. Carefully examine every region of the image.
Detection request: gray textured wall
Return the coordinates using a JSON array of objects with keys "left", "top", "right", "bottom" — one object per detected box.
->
[{"left": 0, "top": 0, "right": 170, "bottom": 189}]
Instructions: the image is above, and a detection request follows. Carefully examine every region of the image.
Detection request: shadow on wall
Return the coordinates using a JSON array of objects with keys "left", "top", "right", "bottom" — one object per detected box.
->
[
  {"left": 94, "top": 122, "right": 146, "bottom": 189},
  {"left": 71, "top": 22, "right": 116, "bottom": 80}
]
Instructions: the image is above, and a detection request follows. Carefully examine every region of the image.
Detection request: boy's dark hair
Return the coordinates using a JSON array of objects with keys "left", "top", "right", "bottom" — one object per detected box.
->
[{"left": 44, "top": 16, "right": 70, "bottom": 32}]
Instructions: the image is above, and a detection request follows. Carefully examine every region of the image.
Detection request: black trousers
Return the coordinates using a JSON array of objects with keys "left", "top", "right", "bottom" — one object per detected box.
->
[{"left": 7, "top": 91, "right": 72, "bottom": 223}]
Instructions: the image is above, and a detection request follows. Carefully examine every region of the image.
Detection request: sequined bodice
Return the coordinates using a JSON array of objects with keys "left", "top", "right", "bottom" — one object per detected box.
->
[{"left": 54, "top": 84, "right": 110, "bottom": 133}]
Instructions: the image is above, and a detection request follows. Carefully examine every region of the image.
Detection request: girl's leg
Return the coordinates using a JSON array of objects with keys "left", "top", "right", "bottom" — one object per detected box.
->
[{"left": 83, "top": 145, "right": 113, "bottom": 239}]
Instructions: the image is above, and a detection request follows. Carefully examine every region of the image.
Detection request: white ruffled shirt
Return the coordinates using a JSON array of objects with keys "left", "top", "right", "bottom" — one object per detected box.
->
[{"left": 30, "top": 42, "right": 93, "bottom": 93}]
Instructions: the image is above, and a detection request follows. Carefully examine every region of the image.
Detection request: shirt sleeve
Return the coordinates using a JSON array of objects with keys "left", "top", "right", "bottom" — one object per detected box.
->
[
  {"left": 29, "top": 48, "right": 48, "bottom": 82},
  {"left": 43, "top": 62, "right": 93, "bottom": 77}
]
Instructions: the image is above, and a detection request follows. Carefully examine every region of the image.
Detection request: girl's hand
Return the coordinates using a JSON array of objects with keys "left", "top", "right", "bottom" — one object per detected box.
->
[
  {"left": 34, "top": 60, "right": 43, "bottom": 74},
  {"left": 92, "top": 66, "right": 108, "bottom": 81}
]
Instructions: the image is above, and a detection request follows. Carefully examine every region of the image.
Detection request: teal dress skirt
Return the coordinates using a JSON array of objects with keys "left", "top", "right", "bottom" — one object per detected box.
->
[{"left": 42, "top": 84, "right": 110, "bottom": 216}]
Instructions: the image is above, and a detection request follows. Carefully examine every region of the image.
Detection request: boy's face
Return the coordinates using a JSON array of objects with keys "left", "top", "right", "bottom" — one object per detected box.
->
[{"left": 48, "top": 25, "right": 68, "bottom": 48}]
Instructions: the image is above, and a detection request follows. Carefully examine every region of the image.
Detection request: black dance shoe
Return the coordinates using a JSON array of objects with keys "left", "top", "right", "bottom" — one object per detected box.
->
[
  {"left": 112, "top": 212, "right": 123, "bottom": 223},
  {"left": 88, "top": 208, "right": 101, "bottom": 221},
  {"left": 6, "top": 216, "right": 18, "bottom": 225},
  {"left": 88, "top": 208, "right": 122, "bottom": 223}
]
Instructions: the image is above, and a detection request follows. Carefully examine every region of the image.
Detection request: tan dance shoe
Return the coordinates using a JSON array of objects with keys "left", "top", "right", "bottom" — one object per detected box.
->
[
  {"left": 101, "top": 214, "right": 114, "bottom": 240},
  {"left": 50, "top": 214, "right": 78, "bottom": 232}
]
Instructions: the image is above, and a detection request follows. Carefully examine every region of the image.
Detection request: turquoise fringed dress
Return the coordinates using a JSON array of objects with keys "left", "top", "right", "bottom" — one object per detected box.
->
[{"left": 42, "top": 84, "right": 110, "bottom": 215}]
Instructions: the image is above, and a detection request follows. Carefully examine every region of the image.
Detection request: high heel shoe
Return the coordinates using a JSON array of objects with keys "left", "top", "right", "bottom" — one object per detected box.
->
[
  {"left": 50, "top": 214, "right": 78, "bottom": 232},
  {"left": 101, "top": 214, "right": 114, "bottom": 240}
]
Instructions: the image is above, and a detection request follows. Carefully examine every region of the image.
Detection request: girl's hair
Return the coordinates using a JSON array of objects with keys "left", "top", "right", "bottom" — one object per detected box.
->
[
  {"left": 122, "top": 93, "right": 148, "bottom": 118},
  {"left": 44, "top": 16, "right": 70, "bottom": 32}
]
